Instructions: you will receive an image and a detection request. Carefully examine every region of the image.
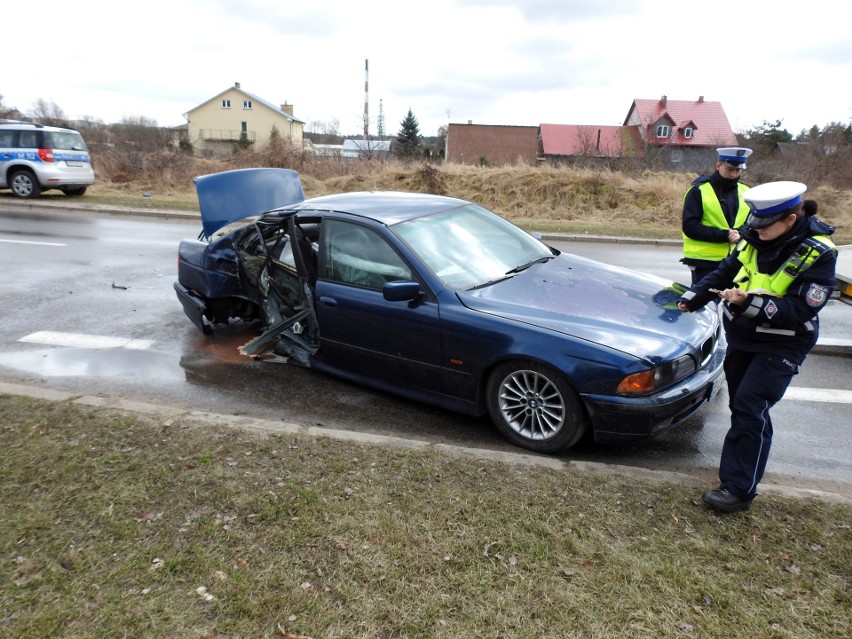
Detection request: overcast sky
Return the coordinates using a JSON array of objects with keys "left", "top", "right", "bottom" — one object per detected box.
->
[{"left": 4, "top": 0, "right": 850, "bottom": 136}]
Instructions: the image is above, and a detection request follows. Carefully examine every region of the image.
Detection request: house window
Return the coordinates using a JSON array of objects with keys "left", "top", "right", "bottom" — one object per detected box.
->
[
  {"left": 222, "top": 99, "right": 231, "bottom": 108},
  {"left": 683, "top": 127, "right": 694, "bottom": 139},
  {"left": 241, "top": 122, "right": 247, "bottom": 133},
  {"left": 655, "top": 125, "right": 670, "bottom": 138},
  {"left": 243, "top": 100, "right": 253, "bottom": 109},
  {"left": 671, "top": 149, "right": 683, "bottom": 163}
]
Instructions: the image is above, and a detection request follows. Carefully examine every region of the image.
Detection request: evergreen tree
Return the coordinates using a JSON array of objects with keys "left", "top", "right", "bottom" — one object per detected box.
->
[
  {"left": 394, "top": 108, "right": 421, "bottom": 159},
  {"left": 743, "top": 119, "right": 793, "bottom": 146}
]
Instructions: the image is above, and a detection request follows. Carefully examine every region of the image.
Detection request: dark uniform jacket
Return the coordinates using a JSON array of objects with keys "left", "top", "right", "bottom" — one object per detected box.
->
[{"left": 679, "top": 215, "right": 837, "bottom": 361}]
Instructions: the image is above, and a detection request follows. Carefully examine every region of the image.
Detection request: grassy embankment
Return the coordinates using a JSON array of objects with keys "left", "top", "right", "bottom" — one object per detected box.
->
[{"left": 1, "top": 395, "right": 850, "bottom": 638}]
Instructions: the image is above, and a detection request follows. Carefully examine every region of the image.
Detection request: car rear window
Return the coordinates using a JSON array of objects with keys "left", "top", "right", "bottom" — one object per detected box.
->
[{"left": 43, "top": 131, "right": 88, "bottom": 151}]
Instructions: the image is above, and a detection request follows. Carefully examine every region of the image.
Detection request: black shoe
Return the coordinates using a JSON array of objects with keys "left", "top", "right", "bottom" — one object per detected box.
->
[{"left": 702, "top": 488, "right": 751, "bottom": 513}]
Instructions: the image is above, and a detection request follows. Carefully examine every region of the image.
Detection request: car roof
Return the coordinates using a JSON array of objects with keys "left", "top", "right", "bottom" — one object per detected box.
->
[
  {"left": 286, "top": 191, "right": 471, "bottom": 225},
  {"left": 0, "top": 121, "right": 74, "bottom": 132}
]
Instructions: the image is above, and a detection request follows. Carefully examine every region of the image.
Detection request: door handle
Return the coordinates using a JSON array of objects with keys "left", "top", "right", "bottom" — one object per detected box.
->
[{"left": 318, "top": 296, "right": 338, "bottom": 308}]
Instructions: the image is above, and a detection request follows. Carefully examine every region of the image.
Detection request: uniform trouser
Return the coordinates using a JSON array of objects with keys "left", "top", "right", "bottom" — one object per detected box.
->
[
  {"left": 720, "top": 348, "right": 800, "bottom": 500},
  {"left": 690, "top": 264, "right": 718, "bottom": 286}
]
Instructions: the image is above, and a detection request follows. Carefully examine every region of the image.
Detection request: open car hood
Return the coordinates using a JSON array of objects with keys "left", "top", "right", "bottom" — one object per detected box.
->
[
  {"left": 458, "top": 253, "right": 716, "bottom": 362},
  {"left": 195, "top": 168, "right": 305, "bottom": 239}
]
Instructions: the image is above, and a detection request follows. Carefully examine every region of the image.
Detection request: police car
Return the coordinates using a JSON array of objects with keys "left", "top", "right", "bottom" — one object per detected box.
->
[{"left": 0, "top": 120, "right": 95, "bottom": 198}]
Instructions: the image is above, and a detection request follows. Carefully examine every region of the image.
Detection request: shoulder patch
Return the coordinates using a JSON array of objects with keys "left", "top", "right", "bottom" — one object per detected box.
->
[
  {"left": 805, "top": 284, "right": 829, "bottom": 307},
  {"left": 764, "top": 299, "right": 778, "bottom": 318}
]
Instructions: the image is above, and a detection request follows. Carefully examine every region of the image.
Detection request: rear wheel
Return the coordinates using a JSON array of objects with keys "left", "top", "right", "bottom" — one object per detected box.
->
[
  {"left": 486, "top": 360, "right": 589, "bottom": 453},
  {"left": 10, "top": 169, "right": 41, "bottom": 198},
  {"left": 63, "top": 186, "right": 87, "bottom": 196}
]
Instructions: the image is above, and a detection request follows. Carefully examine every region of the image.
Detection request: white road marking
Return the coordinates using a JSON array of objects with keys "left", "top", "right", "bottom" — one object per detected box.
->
[
  {"left": 0, "top": 238, "right": 66, "bottom": 246},
  {"left": 785, "top": 387, "right": 852, "bottom": 404},
  {"left": 19, "top": 331, "right": 153, "bottom": 350}
]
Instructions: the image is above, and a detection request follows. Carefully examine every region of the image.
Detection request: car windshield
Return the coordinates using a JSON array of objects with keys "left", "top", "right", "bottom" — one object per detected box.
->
[{"left": 393, "top": 203, "right": 553, "bottom": 290}]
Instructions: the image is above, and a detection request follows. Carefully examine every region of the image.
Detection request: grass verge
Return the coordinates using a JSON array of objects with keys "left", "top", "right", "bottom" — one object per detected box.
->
[{"left": 1, "top": 395, "right": 850, "bottom": 638}]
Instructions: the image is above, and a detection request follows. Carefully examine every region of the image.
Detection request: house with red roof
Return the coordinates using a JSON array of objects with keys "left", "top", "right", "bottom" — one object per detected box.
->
[
  {"left": 445, "top": 95, "right": 739, "bottom": 171},
  {"left": 623, "top": 95, "right": 739, "bottom": 171},
  {"left": 537, "top": 124, "right": 644, "bottom": 161}
]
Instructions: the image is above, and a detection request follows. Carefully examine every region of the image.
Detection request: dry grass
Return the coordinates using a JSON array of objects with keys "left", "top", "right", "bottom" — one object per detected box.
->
[
  {"left": 80, "top": 150, "right": 852, "bottom": 244},
  {"left": 1, "top": 394, "right": 850, "bottom": 639}
]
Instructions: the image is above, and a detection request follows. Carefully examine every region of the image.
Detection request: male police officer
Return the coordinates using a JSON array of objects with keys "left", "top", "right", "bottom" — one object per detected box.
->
[
  {"left": 677, "top": 181, "right": 837, "bottom": 512},
  {"left": 681, "top": 147, "right": 753, "bottom": 285}
]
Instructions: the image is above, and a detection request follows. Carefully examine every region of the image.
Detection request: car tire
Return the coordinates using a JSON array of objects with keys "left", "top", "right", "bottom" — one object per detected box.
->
[
  {"left": 63, "top": 187, "right": 87, "bottom": 196},
  {"left": 486, "top": 360, "right": 589, "bottom": 453},
  {"left": 10, "top": 169, "right": 41, "bottom": 198}
]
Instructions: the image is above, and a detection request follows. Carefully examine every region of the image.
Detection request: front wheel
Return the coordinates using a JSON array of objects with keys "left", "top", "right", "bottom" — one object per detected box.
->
[
  {"left": 486, "top": 360, "right": 589, "bottom": 453},
  {"left": 10, "top": 169, "right": 41, "bottom": 198}
]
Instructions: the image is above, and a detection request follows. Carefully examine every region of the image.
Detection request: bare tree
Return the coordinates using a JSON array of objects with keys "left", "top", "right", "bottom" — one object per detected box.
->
[
  {"left": 74, "top": 115, "right": 113, "bottom": 146},
  {"left": 29, "top": 99, "right": 71, "bottom": 127},
  {"left": 110, "top": 115, "right": 173, "bottom": 152},
  {"left": 0, "top": 94, "right": 24, "bottom": 120},
  {"left": 307, "top": 119, "right": 341, "bottom": 136}
]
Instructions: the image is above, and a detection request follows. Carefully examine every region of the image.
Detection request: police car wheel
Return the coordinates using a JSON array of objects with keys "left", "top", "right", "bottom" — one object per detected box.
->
[
  {"left": 486, "top": 360, "right": 589, "bottom": 453},
  {"left": 10, "top": 169, "right": 41, "bottom": 199}
]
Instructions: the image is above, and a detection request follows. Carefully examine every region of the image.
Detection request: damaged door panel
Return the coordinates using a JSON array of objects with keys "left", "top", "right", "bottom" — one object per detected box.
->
[{"left": 236, "top": 216, "right": 321, "bottom": 365}]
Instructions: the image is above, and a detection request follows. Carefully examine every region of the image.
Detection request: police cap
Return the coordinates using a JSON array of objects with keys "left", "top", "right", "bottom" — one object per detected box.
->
[
  {"left": 744, "top": 181, "right": 807, "bottom": 229},
  {"left": 716, "top": 147, "right": 752, "bottom": 169}
]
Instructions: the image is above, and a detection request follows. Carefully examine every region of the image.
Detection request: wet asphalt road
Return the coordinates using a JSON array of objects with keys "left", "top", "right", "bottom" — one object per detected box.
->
[{"left": 0, "top": 202, "right": 850, "bottom": 496}]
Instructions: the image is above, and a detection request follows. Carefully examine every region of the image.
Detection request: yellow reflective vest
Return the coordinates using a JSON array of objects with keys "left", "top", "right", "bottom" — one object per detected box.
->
[
  {"left": 682, "top": 181, "right": 750, "bottom": 261},
  {"left": 733, "top": 235, "right": 836, "bottom": 295}
]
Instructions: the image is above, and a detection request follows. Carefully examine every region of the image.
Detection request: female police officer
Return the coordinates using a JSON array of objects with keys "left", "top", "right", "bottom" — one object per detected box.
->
[{"left": 677, "top": 181, "right": 837, "bottom": 513}]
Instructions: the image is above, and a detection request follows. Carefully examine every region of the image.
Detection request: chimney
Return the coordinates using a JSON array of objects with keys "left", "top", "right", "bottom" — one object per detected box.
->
[
  {"left": 281, "top": 103, "right": 294, "bottom": 116},
  {"left": 467, "top": 120, "right": 473, "bottom": 125},
  {"left": 660, "top": 95, "right": 667, "bottom": 107},
  {"left": 235, "top": 82, "right": 241, "bottom": 89},
  {"left": 698, "top": 95, "right": 704, "bottom": 103}
]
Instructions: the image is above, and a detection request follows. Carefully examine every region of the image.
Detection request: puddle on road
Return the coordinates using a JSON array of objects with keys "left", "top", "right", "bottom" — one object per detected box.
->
[
  {"left": 0, "top": 330, "right": 262, "bottom": 382},
  {"left": 0, "top": 346, "right": 186, "bottom": 382},
  {"left": 183, "top": 331, "right": 261, "bottom": 366}
]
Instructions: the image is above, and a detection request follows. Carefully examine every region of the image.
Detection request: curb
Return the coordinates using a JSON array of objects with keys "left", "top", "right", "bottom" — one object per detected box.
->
[{"left": 2, "top": 380, "right": 850, "bottom": 506}]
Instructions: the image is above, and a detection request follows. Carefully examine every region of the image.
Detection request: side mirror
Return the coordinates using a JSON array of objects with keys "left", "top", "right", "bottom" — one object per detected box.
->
[{"left": 383, "top": 280, "right": 422, "bottom": 302}]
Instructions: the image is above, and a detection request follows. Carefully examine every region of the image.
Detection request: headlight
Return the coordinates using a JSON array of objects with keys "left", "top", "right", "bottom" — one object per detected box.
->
[{"left": 616, "top": 355, "right": 696, "bottom": 395}]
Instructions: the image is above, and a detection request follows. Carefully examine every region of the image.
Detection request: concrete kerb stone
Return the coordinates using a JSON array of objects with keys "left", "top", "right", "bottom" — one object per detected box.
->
[{"left": 2, "top": 380, "right": 850, "bottom": 506}]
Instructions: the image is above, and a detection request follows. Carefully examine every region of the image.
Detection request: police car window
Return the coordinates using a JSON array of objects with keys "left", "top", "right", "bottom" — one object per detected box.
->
[
  {"left": 46, "top": 132, "right": 86, "bottom": 151},
  {"left": 0, "top": 131, "right": 13, "bottom": 146},
  {"left": 20, "top": 132, "right": 38, "bottom": 148}
]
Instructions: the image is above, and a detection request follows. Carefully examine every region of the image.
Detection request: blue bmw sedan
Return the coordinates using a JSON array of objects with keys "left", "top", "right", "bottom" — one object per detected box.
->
[{"left": 175, "top": 168, "right": 724, "bottom": 453}]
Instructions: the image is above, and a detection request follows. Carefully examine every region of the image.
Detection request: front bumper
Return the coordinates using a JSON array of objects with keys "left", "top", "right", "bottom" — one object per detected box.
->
[{"left": 581, "top": 345, "right": 726, "bottom": 443}]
